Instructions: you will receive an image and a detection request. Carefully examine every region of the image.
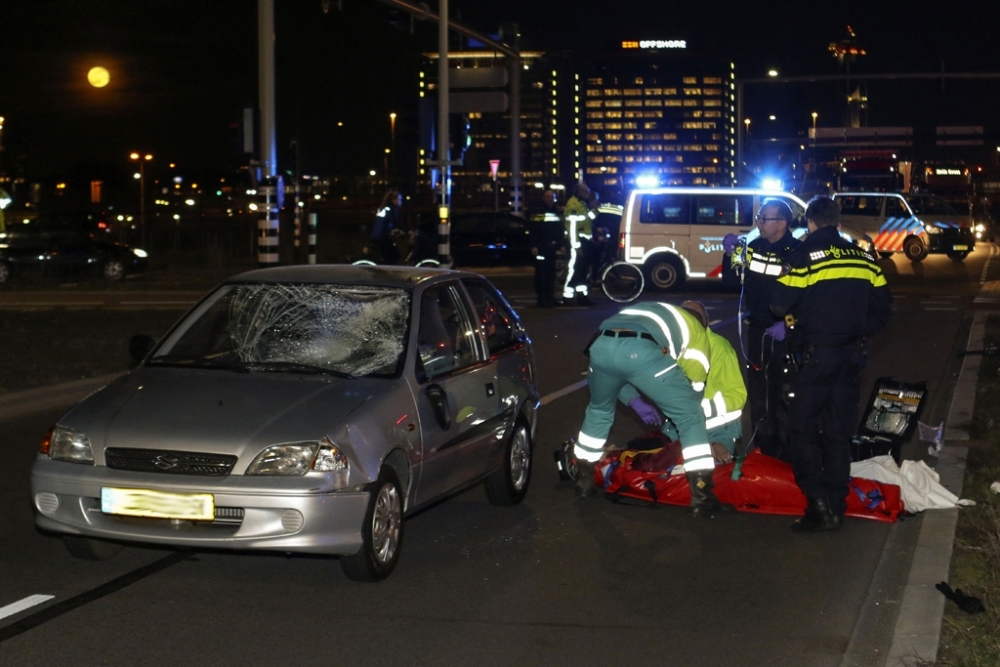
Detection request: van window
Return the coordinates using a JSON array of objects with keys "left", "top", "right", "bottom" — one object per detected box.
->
[
  {"left": 639, "top": 194, "right": 690, "bottom": 224},
  {"left": 885, "top": 197, "right": 908, "bottom": 218},
  {"left": 694, "top": 195, "right": 753, "bottom": 225},
  {"left": 839, "top": 195, "right": 883, "bottom": 216}
]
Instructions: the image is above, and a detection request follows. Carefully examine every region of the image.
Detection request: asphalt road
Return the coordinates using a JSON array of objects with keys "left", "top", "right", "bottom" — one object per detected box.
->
[{"left": 0, "top": 246, "right": 996, "bottom": 667}]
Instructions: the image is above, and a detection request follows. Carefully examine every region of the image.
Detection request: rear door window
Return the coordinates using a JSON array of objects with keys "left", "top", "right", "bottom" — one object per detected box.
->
[
  {"left": 694, "top": 195, "right": 753, "bottom": 226},
  {"left": 885, "top": 197, "right": 908, "bottom": 218},
  {"left": 638, "top": 194, "right": 691, "bottom": 224}
]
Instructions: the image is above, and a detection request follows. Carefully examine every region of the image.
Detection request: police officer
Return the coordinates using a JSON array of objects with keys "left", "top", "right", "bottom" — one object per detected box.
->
[
  {"left": 562, "top": 181, "right": 596, "bottom": 306},
  {"left": 726, "top": 199, "right": 801, "bottom": 461},
  {"left": 573, "top": 302, "right": 729, "bottom": 517},
  {"left": 770, "top": 196, "right": 893, "bottom": 532},
  {"left": 530, "top": 189, "right": 563, "bottom": 308}
]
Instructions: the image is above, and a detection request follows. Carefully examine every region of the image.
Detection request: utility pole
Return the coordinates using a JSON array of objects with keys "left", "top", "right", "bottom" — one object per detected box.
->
[{"left": 257, "top": 0, "right": 280, "bottom": 268}]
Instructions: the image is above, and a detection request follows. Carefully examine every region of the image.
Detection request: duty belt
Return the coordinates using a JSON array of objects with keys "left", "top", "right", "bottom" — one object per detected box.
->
[{"left": 602, "top": 330, "right": 655, "bottom": 342}]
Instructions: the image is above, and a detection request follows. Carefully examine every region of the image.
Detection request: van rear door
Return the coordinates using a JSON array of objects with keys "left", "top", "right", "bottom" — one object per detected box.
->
[{"left": 692, "top": 194, "right": 753, "bottom": 277}]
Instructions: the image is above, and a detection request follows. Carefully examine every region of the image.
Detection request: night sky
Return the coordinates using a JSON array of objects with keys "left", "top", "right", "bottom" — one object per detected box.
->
[{"left": 2, "top": 0, "right": 999, "bottom": 180}]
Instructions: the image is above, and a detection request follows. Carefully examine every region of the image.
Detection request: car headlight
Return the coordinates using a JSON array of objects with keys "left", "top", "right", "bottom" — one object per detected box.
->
[
  {"left": 41, "top": 425, "right": 94, "bottom": 464},
  {"left": 975, "top": 223, "right": 985, "bottom": 233},
  {"left": 246, "top": 439, "right": 349, "bottom": 477},
  {"left": 132, "top": 248, "right": 148, "bottom": 258},
  {"left": 924, "top": 224, "right": 943, "bottom": 234}
]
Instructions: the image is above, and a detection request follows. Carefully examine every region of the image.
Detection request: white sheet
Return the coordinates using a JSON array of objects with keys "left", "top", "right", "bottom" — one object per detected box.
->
[{"left": 850, "top": 455, "right": 975, "bottom": 513}]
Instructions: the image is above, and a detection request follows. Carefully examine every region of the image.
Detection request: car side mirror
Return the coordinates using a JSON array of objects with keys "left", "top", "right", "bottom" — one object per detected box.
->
[
  {"left": 424, "top": 384, "right": 451, "bottom": 430},
  {"left": 128, "top": 334, "right": 156, "bottom": 366}
]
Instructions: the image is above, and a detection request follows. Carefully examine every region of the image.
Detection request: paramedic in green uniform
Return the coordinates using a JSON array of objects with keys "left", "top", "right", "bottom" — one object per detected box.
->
[{"left": 574, "top": 302, "right": 727, "bottom": 517}]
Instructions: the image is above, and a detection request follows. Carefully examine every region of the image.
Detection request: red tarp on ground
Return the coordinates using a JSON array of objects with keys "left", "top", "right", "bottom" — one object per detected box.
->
[{"left": 595, "top": 446, "right": 901, "bottom": 523}]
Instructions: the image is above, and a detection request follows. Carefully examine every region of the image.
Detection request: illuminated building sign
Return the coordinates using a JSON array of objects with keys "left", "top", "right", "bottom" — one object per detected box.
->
[
  {"left": 934, "top": 168, "right": 963, "bottom": 175},
  {"left": 622, "top": 40, "right": 687, "bottom": 50}
]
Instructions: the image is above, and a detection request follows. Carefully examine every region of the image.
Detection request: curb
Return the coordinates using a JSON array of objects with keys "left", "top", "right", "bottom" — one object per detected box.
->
[{"left": 879, "top": 310, "right": 986, "bottom": 666}]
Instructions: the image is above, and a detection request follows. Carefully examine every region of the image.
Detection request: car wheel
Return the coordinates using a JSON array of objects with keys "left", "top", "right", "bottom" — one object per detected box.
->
[
  {"left": 644, "top": 254, "right": 685, "bottom": 291},
  {"left": 63, "top": 535, "right": 124, "bottom": 561},
  {"left": 341, "top": 466, "right": 404, "bottom": 582},
  {"left": 0, "top": 261, "right": 10, "bottom": 283},
  {"left": 878, "top": 251, "right": 894, "bottom": 260},
  {"left": 103, "top": 259, "right": 126, "bottom": 281},
  {"left": 485, "top": 419, "right": 532, "bottom": 506},
  {"left": 903, "top": 238, "right": 928, "bottom": 262},
  {"left": 947, "top": 250, "right": 970, "bottom": 261}
]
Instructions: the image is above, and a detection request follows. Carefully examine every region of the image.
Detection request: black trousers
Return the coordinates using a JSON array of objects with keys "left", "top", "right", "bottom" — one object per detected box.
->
[
  {"left": 745, "top": 325, "right": 792, "bottom": 461},
  {"left": 786, "top": 344, "right": 864, "bottom": 517},
  {"left": 533, "top": 252, "right": 557, "bottom": 304}
]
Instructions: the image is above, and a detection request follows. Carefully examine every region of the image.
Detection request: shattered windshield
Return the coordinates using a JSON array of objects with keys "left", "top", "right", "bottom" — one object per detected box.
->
[{"left": 151, "top": 284, "right": 410, "bottom": 377}]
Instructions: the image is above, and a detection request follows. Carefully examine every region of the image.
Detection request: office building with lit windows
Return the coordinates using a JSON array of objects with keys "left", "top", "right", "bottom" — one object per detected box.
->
[
  {"left": 418, "top": 50, "right": 568, "bottom": 204},
  {"left": 575, "top": 45, "right": 736, "bottom": 196}
]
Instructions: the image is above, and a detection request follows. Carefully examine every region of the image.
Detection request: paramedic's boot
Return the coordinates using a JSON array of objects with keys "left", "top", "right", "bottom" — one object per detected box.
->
[
  {"left": 686, "top": 470, "right": 732, "bottom": 518},
  {"left": 792, "top": 498, "right": 840, "bottom": 532},
  {"left": 574, "top": 460, "right": 597, "bottom": 498}
]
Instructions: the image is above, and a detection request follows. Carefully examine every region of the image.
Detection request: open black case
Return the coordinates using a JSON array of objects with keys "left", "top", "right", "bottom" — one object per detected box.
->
[{"left": 851, "top": 377, "right": 928, "bottom": 464}]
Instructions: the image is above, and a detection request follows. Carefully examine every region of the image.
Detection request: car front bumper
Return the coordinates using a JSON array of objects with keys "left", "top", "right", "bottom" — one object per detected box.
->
[
  {"left": 927, "top": 229, "right": 975, "bottom": 253},
  {"left": 31, "top": 457, "right": 369, "bottom": 556}
]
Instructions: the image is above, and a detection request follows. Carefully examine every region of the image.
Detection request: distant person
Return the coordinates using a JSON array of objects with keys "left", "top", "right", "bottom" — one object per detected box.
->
[
  {"left": 529, "top": 189, "right": 563, "bottom": 307},
  {"left": 770, "top": 196, "right": 893, "bottom": 532},
  {"left": 562, "top": 180, "right": 596, "bottom": 306},
  {"left": 370, "top": 189, "right": 403, "bottom": 264}
]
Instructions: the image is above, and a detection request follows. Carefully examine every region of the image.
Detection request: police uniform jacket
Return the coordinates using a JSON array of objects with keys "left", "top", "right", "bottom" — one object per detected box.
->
[
  {"left": 562, "top": 195, "right": 593, "bottom": 245},
  {"left": 770, "top": 225, "right": 892, "bottom": 347},
  {"left": 741, "top": 230, "right": 800, "bottom": 329},
  {"left": 529, "top": 206, "right": 565, "bottom": 254}
]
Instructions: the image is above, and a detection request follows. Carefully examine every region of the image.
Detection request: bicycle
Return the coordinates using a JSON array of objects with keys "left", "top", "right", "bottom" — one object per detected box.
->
[
  {"left": 352, "top": 228, "right": 442, "bottom": 268},
  {"left": 565, "top": 231, "right": 644, "bottom": 303}
]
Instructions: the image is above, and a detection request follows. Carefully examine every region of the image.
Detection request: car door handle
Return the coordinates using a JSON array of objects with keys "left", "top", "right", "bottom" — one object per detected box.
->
[
  {"left": 424, "top": 384, "right": 451, "bottom": 430},
  {"left": 485, "top": 382, "right": 495, "bottom": 397}
]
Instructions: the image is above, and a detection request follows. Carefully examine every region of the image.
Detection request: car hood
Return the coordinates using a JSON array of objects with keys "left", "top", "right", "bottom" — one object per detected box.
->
[{"left": 61, "top": 368, "right": 388, "bottom": 467}]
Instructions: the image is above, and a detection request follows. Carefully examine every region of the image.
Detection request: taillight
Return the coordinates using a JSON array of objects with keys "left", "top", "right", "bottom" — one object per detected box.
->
[{"left": 619, "top": 232, "right": 625, "bottom": 250}]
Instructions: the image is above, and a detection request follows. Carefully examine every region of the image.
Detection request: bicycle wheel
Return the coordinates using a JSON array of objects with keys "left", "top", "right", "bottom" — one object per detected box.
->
[
  {"left": 352, "top": 259, "right": 378, "bottom": 266},
  {"left": 601, "top": 261, "right": 644, "bottom": 303}
]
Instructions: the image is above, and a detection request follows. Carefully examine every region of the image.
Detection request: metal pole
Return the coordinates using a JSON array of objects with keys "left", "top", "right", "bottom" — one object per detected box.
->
[
  {"left": 436, "top": 0, "right": 451, "bottom": 265},
  {"left": 510, "top": 53, "right": 522, "bottom": 216},
  {"left": 308, "top": 212, "right": 317, "bottom": 265},
  {"left": 257, "top": 0, "right": 279, "bottom": 267}
]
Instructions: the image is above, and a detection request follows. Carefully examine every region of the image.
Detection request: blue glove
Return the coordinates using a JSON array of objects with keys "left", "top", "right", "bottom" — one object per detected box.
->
[
  {"left": 765, "top": 320, "right": 786, "bottom": 341},
  {"left": 629, "top": 396, "right": 663, "bottom": 425},
  {"left": 723, "top": 233, "right": 740, "bottom": 254}
]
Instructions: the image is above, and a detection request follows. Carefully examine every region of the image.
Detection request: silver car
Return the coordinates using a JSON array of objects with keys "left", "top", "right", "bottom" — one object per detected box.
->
[{"left": 30, "top": 265, "right": 539, "bottom": 581}]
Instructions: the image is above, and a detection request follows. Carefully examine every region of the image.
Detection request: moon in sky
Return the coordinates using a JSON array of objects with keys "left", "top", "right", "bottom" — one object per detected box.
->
[{"left": 87, "top": 66, "right": 110, "bottom": 88}]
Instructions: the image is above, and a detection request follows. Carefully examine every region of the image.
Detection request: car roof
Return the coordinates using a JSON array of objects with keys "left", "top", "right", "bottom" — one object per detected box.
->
[
  {"left": 224, "top": 264, "right": 480, "bottom": 288},
  {"left": 628, "top": 187, "right": 806, "bottom": 206}
]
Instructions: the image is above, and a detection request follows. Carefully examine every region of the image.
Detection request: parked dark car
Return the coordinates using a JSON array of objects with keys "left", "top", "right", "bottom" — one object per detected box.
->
[
  {"left": 0, "top": 214, "right": 148, "bottom": 283},
  {"left": 448, "top": 211, "right": 538, "bottom": 266}
]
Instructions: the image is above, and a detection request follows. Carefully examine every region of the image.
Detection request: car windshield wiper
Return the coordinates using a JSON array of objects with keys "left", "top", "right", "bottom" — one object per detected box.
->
[
  {"left": 241, "top": 360, "right": 354, "bottom": 378},
  {"left": 146, "top": 356, "right": 250, "bottom": 372}
]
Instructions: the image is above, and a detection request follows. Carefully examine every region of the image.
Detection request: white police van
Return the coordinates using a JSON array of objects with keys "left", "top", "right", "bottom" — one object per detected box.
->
[{"left": 618, "top": 187, "right": 808, "bottom": 291}]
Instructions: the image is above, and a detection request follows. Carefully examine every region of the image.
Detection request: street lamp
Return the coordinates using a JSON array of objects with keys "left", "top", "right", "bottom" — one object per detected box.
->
[
  {"left": 130, "top": 152, "right": 152, "bottom": 249},
  {"left": 389, "top": 113, "right": 397, "bottom": 179}
]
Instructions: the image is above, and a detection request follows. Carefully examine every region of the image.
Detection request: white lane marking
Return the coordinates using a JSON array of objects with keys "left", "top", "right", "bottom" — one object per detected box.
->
[
  {"left": 0, "top": 595, "right": 55, "bottom": 621},
  {"left": 540, "top": 379, "right": 588, "bottom": 406}
]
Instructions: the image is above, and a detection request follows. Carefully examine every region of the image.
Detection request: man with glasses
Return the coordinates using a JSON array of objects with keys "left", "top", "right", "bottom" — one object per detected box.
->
[{"left": 726, "top": 199, "right": 801, "bottom": 461}]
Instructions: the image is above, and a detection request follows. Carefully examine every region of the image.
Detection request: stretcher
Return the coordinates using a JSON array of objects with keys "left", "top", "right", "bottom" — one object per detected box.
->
[{"left": 593, "top": 444, "right": 902, "bottom": 523}]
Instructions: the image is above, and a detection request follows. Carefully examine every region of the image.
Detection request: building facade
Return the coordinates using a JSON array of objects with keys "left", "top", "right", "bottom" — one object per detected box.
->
[{"left": 576, "top": 45, "right": 736, "bottom": 199}]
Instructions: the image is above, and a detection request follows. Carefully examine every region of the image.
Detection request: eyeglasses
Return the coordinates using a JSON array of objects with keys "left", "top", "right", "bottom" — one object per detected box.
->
[{"left": 755, "top": 216, "right": 785, "bottom": 223}]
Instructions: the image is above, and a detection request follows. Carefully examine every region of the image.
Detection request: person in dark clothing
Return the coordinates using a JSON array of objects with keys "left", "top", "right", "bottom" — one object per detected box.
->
[
  {"left": 727, "top": 199, "right": 801, "bottom": 461},
  {"left": 770, "top": 196, "right": 893, "bottom": 532},
  {"left": 530, "top": 189, "right": 564, "bottom": 307},
  {"left": 370, "top": 189, "right": 403, "bottom": 264}
]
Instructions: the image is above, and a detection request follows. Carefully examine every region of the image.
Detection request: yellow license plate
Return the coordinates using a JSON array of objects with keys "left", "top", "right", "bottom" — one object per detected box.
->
[
  {"left": 101, "top": 487, "right": 215, "bottom": 521},
  {"left": 953, "top": 245, "right": 969, "bottom": 250}
]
